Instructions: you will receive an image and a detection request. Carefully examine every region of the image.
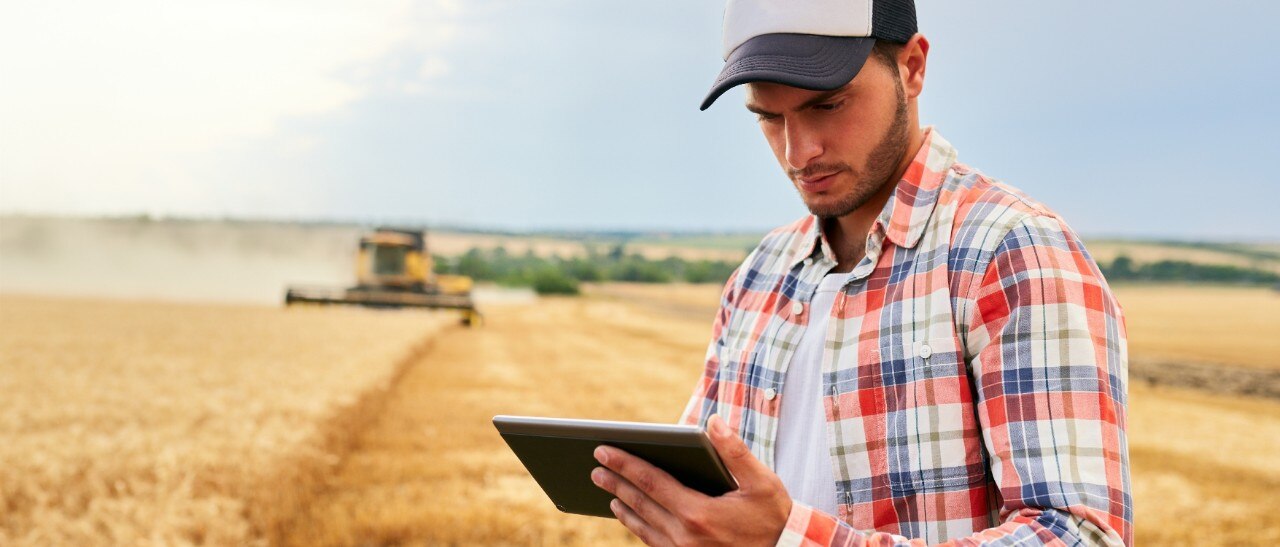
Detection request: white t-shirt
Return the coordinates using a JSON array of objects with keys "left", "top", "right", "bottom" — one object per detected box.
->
[{"left": 773, "top": 273, "right": 846, "bottom": 515}]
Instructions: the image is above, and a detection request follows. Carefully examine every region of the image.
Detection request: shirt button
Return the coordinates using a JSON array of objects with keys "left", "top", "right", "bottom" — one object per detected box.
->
[
  {"left": 764, "top": 388, "right": 778, "bottom": 400},
  {"left": 791, "top": 301, "right": 804, "bottom": 315},
  {"left": 918, "top": 343, "right": 933, "bottom": 359},
  {"left": 803, "top": 257, "right": 813, "bottom": 266}
]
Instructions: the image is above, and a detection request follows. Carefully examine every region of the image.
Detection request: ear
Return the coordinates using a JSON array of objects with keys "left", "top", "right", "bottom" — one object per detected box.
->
[{"left": 899, "top": 33, "right": 929, "bottom": 100}]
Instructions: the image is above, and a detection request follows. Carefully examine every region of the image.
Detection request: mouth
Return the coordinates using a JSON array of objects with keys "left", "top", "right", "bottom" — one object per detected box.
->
[{"left": 796, "top": 171, "right": 840, "bottom": 193}]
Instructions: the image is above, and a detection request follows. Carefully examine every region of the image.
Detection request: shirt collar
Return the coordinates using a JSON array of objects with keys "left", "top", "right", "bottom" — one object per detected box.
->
[{"left": 788, "top": 127, "right": 958, "bottom": 269}]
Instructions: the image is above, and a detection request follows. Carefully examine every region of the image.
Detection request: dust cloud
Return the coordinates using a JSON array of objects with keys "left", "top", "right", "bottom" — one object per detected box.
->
[{"left": 0, "top": 216, "right": 362, "bottom": 306}]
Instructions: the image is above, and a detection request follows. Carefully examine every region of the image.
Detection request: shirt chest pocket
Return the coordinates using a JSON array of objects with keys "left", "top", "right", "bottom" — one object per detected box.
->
[
  {"left": 886, "top": 335, "right": 987, "bottom": 493},
  {"left": 712, "top": 341, "right": 759, "bottom": 408}
]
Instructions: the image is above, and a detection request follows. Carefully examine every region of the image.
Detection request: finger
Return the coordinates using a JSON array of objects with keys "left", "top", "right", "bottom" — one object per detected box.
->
[
  {"left": 707, "top": 414, "right": 771, "bottom": 485},
  {"left": 592, "top": 467, "right": 680, "bottom": 534},
  {"left": 595, "top": 445, "right": 701, "bottom": 510},
  {"left": 611, "top": 497, "right": 671, "bottom": 547}
]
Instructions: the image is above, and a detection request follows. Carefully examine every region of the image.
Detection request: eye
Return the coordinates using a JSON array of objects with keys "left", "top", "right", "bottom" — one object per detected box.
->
[
  {"left": 755, "top": 113, "right": 781, "bottom": 124},
  {"left": 813, "top": 101, "right": 843, "bottom": 112}
]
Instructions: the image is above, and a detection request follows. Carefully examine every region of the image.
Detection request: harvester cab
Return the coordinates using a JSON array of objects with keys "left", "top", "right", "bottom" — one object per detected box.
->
[
  {"left": 285, "top": 227, "right": 481, "bottom": 326},
  {"left": 356, "top": 229, "right": 427, "bottom": 290}
]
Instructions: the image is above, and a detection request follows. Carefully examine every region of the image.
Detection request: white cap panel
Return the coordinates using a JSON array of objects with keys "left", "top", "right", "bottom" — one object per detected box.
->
[{"left": 722, "top": 0, "right": 874, "bottom": 59}]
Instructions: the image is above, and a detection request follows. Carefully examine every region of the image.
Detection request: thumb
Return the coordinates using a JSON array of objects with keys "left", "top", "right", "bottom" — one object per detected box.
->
[{"left": 707, "top": 414, "right": 770, "bottom": 486}]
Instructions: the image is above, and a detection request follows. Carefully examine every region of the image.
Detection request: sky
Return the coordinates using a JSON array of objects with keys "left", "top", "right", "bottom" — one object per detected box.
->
[{"left": 1, "top": 0, "right": 1277, "bottom": 240}]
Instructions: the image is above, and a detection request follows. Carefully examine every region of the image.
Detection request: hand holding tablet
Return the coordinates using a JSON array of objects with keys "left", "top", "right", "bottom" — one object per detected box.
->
[
  {"left": 492, "top": 415, "right": 738, "bottom": 518},
  {"left": 495, "top": 414, "right": 794, "bottom": 544}
]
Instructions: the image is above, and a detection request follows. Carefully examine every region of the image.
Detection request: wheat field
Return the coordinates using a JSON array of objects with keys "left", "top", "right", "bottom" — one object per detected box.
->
[
  {"left": 0, "top": 295, "right": 452, "bottom": 545},
  {"left": 1115, "top": 284, "right": 1280, "bottom": 370},
  {"left": 2, "top": 281, "right": 1277, "bottom": 545}
]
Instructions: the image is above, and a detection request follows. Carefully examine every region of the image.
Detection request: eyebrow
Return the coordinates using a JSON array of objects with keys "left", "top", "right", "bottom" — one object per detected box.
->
[{"left": 745, "top": 86, "right": 847, "bottom": 117}]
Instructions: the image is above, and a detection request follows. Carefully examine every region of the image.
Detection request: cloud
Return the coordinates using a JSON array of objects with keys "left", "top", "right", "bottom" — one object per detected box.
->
[{"left": 0, "top": 0, "right": 461, "bottom": 214}]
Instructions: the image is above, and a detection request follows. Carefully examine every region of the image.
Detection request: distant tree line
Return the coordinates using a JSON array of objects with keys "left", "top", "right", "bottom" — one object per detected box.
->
[
  {"left": 433, "top": 245, "right": 739, "bottom": 295},
  {"left": 435, "top": 247, "right": 1279, "bottom": 296},
  {"left": 1099, "top": 255, "right": 1279, "bottom": 285}
]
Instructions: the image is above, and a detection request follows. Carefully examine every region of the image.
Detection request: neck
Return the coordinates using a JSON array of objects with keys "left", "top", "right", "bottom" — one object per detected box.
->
[{"left": 824, "top": 124, "right": 925, "bottom": 272}]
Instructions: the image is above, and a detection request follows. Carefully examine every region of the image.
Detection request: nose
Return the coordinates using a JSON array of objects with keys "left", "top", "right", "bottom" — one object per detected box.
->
[{"left": 783, "top": 120, "right": 822, "bottom": 171}]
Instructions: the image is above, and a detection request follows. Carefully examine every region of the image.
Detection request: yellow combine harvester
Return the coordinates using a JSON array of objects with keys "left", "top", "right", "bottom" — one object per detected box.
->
[{"left": 285, "top": 227, "right": 481, "bottom": 325}]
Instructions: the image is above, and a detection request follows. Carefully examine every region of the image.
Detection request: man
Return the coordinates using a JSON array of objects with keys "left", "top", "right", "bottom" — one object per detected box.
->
[{"left": 590, "top": 1, "right": 1132, "bottom": 545}]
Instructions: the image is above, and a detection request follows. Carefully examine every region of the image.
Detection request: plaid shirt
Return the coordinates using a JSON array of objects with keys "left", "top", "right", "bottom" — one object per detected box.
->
[{"left": 679, "top": 129, "right": 1131, "bottom": 546}]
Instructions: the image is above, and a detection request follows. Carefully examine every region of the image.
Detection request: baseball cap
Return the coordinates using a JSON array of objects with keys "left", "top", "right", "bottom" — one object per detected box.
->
[{"left": 700, "top": 0, "right": 917, "bottom": 111}]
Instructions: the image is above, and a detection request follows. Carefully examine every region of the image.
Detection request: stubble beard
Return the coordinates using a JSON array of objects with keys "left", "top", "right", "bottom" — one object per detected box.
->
[{"left": 797, "top": 79, "right": 910, "bottom": 220}]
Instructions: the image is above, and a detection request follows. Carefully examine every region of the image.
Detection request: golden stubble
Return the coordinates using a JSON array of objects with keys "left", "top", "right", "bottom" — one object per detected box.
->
[{"left": 278, "top": 289, "right": 712, "bottom": 546}]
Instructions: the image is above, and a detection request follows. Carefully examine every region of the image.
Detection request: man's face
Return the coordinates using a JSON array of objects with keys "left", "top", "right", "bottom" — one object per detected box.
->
[{"left": 745, "top": 57, "right": 909, "bottom": 219}]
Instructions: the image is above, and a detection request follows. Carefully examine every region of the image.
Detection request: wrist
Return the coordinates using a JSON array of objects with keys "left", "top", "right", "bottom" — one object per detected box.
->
[{"left": 768, "top": 496, "right": 796, "bottom": 547}]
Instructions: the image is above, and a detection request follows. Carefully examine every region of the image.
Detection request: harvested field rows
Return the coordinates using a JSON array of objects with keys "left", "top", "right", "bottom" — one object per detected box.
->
[
  {"left": 0, "top": 295, "right": 451, "bottom": 545},
  {"left": 278, "top": 296, "right": 706, "bottom": 546}
]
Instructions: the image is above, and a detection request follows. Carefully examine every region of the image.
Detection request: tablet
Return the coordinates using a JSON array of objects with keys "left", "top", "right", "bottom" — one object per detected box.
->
[{"left": 493, "top": 415, "right": 738, "bottom": 518}]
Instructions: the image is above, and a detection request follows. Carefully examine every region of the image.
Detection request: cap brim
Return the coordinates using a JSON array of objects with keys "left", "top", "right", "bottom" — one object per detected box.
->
[{"left": 700, "top": 34, "right": 875, "bottom": 111}]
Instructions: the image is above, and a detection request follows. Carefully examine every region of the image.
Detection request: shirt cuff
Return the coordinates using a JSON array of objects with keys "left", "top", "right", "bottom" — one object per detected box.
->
[{"left": 774, "top": 500, "right": 843, "bottom": 547}]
